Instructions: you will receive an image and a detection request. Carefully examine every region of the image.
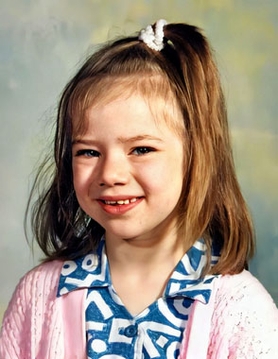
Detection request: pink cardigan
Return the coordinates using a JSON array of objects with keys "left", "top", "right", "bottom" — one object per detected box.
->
[{"left": 0, "top": 260, "right": 278, "bottom": 358}]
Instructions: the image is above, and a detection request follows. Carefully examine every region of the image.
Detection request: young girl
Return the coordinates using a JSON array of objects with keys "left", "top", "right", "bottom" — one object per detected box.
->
[{"left": 0, "top": 19, "right": 277, "bottom": 359}]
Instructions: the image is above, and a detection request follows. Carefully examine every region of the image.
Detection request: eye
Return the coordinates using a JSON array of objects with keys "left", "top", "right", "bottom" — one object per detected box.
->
[
  {"left": 131, "top": 147, "right": 155, "bottom": 156},
  {"left": 75, "top": 149, "right": 100, "bottom": 158}
]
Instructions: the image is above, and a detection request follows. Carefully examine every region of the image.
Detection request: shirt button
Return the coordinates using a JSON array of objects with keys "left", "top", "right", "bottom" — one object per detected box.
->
[{"left": 124, "top": 324, "right": 138, "bottom": 337}]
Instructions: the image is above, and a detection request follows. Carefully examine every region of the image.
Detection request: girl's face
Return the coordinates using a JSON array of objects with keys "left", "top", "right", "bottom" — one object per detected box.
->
[{"left": 72, "top": 94, "right": 184, "bottom": 245}]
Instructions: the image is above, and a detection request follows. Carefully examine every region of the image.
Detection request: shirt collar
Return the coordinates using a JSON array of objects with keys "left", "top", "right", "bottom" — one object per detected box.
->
[
  {"left": 164, "top": 240, "right": 218, "bottom": 303},
  {"left": 57, "top": 239, "right": 109, "bottom": 296},
  {"left": 57, "top": 238, "right": 219, "bottom": 304}
]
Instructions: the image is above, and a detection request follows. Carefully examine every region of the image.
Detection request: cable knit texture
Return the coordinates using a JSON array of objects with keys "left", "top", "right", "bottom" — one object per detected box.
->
[
  {"left": 0, "top": 261, "right": 65, "bottom": 359},
  {"left": 0, "top": 261, "right": 278, "bottom": 358},
  {"left": 206, "top": 271, "right": 278, "bottom": 358}
]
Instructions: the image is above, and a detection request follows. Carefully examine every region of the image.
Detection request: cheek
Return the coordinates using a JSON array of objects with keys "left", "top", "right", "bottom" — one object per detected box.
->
[
  {"left": 72, "top": 164, "right": 92, "bottom": 196},
  {"left": 141, "top": 156, "right": 183, "bottom": 195},
  {"left": 72, "top": 164, "right": 81, "bottom": 191},
  {"left": 72, "top": 168, "right": 94, "bottom": 215},
  {"left": 164, "top": 152, "right": 184, "bottom": 197}
]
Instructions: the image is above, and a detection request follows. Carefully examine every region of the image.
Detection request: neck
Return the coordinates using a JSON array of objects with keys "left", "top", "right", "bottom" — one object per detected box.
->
[
  {"left": 105, "top": 228, "right": 188, "bottom": 273},
  {"left": 104, "top": 230, "right": 190, "bottom": 316}
]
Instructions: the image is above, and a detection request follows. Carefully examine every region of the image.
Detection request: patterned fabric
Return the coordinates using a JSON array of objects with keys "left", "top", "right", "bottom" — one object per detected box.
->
[{"left": 57, "top": 239, "right": 219, "bottom": 359}]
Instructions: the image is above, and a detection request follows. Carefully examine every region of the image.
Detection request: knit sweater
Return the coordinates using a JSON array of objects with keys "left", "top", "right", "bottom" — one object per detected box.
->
[{"left": 0, "top": 260, "right": 278, "bottom": 358}]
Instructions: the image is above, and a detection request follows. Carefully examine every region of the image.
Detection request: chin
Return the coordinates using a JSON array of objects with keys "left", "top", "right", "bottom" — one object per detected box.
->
[{"left": 104, "top": 229, "right": 145, "bottom": 242}]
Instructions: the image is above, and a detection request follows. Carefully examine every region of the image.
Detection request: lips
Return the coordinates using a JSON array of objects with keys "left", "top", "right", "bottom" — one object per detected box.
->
[
  {"left": 102, "top": 198, "right": 138, "bottom": 206},
  {"left": 97, "top": 196, "right": 143, "bottom": 214}
]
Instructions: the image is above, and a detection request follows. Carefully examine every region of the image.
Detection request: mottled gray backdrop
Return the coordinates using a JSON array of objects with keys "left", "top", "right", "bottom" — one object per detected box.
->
[{"left": 0, "top": 0, "right": 277, "bottom": 321}]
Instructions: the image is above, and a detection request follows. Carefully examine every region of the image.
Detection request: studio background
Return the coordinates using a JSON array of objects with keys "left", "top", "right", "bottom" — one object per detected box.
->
[{"left": 0, "top": 0, "right": 277, "bottom": 322}]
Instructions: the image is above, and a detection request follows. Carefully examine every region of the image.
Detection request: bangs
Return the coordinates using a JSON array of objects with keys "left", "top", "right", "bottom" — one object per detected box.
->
[{"left": 68, "top": 73, "right": 186, "bottom": 140}]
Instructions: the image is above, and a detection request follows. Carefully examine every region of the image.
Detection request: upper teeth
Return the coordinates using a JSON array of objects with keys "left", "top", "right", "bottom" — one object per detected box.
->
[{"left": 104, "top": 198, "right": 137, "bottom": 205}]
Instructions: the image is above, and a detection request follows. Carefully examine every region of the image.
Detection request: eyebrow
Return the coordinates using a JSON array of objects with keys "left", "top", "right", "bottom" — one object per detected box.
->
[
  {"left": 118, "top": 135, "right": 163, "bottom": 143},
  {"left": 72, "top": 134, "right": 163, "bottom": 145}
]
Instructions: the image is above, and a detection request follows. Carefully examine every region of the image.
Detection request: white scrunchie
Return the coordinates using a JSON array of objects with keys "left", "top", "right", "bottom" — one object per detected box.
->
[{"left": 139, "top": 19, "right": 167, "bottom": 51}]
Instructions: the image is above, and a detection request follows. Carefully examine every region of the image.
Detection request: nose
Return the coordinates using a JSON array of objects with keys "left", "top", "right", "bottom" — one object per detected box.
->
[{"left": 98, "top": 154, "right": 129, "bottom": 187}]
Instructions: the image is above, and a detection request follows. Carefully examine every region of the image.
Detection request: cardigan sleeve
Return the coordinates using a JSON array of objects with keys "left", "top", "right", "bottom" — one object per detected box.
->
[
  {"left": 208, "top": 270, "right": 278, "bottom": 359},
  {"left": 0, "top": 271, "right": 30, "bottom": 359},
  {"left": 0, "top": 260, "right": 64, "bottom": 359}
]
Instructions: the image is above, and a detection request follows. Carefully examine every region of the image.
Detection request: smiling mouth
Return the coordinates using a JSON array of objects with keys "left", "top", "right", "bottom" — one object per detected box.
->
[{"left": 101, "top": 198, "right": 139, "bottom": 206}]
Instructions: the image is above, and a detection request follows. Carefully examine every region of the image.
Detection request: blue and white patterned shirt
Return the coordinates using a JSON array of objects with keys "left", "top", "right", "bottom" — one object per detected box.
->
[{"left": 57, "top": 239, "right": 219, "bottom": 359}]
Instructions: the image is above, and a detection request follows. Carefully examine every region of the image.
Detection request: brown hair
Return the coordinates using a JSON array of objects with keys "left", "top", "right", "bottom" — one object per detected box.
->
[{"left": 27, "top": 22, "right": 254, "bottom": 274}]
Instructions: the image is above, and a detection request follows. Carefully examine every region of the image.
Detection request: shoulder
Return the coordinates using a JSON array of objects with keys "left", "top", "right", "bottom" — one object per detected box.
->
[
  {"left": 208, "top": 270, "right": 278, "bottom": 358},
  {"left": 1, "top": 260, "right": 64, "bottom": 327},
  {"left": 216, "top": 270, "right": 278, "bottom": 316},
  {"left": 26, "top": 258, "right": 64, "bottom": 277},
  {"left": 1, "top": 259, "right": 64, "bottom": 319},
  {"left": 217, "top": 269, "right": 274, "bottom": 299},
  {"left": 15, "top": 260, "right": 64, "bottom": 301},
  {"left": 0, "top": 260, "right": 65, "bottom": 358},
  {"left": 25, "top": 259, "right": 64, "bottom": 283}
]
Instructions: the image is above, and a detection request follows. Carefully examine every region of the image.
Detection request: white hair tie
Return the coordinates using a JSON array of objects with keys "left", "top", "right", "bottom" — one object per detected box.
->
[{"left": 139, "top": 19, "right": 167, "bottom": 51}]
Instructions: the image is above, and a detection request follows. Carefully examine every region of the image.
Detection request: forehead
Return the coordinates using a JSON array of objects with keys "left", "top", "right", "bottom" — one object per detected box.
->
[
  {"left": 69, "top": 74, "right": 185, "bottom": 138},
  {"left": 81, "top": 95, "right": 179, "bottom": 144}
]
